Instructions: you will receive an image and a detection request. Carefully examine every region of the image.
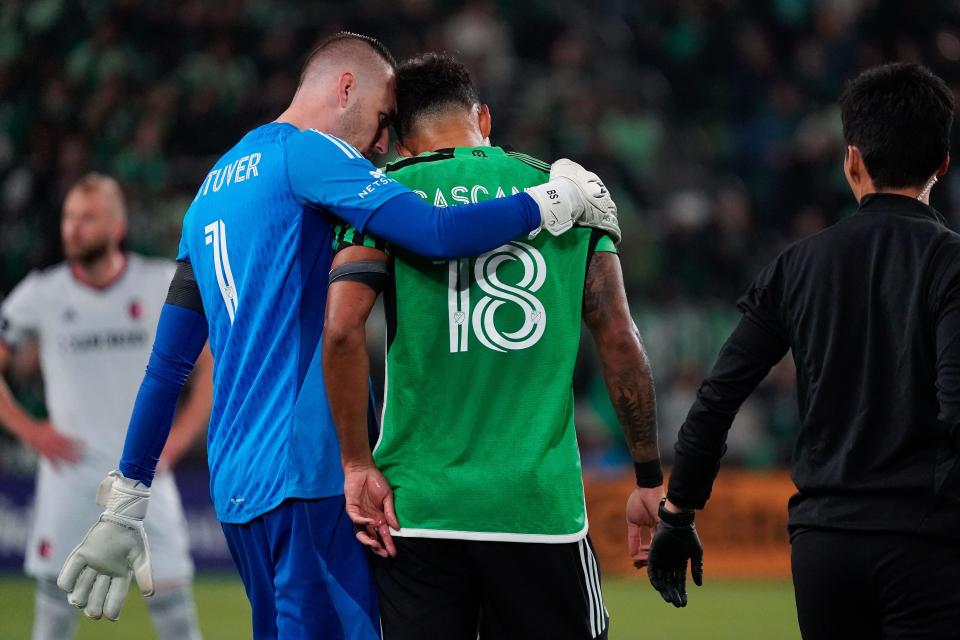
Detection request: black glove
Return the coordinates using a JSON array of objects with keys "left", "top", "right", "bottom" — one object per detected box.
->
[{"left": 647, "top": 499, "right": 703, "bottom": 608}]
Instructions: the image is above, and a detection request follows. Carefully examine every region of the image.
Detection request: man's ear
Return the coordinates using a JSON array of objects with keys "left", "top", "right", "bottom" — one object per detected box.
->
[
  {"left": 395, "top": 140, "right": 413, "bottom": 158},
  {"left": 337, "top": 72, "right": 355, "bottom": 109},
  {"left": 937, "top": 154, "right": 950, "bottom": 178},
  {"left": 844, "top": 145, "right": 864, "bottom": 201},
  {"left": 478, "top": 104, "right": 492, "bottom": 141}
]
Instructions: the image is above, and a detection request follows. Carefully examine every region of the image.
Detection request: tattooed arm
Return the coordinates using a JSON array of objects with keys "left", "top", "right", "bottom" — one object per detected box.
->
[
  {"left": 582, "top": 251, "right": 659, "bottom": 464},
  {"left": 582, "top": 249, "right": 663, "bottom": 567}
]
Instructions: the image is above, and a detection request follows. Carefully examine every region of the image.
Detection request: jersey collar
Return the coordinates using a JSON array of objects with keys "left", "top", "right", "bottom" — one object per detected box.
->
[
  {"left": 69, "top": 253, "right": 129, "bottom": 291},
  {"left": 857, "top": 193, "right": 946, "bottom": 225}
]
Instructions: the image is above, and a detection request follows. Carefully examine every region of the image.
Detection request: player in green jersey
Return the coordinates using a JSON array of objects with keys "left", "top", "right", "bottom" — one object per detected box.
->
[{"left": 322, "top": 53, "right": 663, "bottom": 640}]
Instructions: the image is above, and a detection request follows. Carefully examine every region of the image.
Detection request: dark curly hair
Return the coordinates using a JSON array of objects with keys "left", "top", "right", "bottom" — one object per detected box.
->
[{"left": 394, "top": 53, "right": 479, "bottom": 142}]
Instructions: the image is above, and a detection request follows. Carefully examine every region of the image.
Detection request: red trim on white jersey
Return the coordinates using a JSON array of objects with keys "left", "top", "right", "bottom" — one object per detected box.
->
[{"left": 68, "top": 253, "right": 129, "bottom": 291}]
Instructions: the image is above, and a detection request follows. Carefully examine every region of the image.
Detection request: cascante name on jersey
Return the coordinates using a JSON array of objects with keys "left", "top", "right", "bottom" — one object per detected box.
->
[
  {"left": 413, "top": 184, "right": 524, "bottom": 207},
  {"left": 58, "top": 329, "right": 148, "bottom": 353},
  {"left": 195, "top": 152, "right": 262, "bottom": 200}
]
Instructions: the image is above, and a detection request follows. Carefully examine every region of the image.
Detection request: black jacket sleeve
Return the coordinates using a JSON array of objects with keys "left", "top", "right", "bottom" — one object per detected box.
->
[
  {"left": 934, "top": 255, "right": 960, "bottom": 447},
  {"left": 667, "top": 260, "right": 791, "bottom": 509}
]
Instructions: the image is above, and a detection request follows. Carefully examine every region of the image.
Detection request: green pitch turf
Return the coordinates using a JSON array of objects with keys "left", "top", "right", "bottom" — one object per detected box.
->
[{"left": 0, "top": 574, "right": 800, "bottom": 639}]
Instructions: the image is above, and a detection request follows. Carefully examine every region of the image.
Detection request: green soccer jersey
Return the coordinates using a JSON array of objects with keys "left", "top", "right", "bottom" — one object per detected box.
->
[{"left": 333, "top": 146, "right": 616, "bottom": 542}]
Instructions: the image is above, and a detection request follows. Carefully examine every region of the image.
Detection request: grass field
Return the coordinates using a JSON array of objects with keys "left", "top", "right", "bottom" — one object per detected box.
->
[{"left": 0, "top": 574, "right": 801, "bottom": 639}]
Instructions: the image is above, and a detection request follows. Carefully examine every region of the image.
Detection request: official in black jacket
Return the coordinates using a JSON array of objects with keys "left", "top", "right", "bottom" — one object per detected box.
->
[{"left": 647, "top": 63, "right": 958, "bottom": 640}]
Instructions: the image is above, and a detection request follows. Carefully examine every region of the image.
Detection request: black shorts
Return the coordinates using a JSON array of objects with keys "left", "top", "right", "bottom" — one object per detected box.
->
[
  {"left": 791, "top": 528, "right": 960, "bottom": 640},
  {"left": 374, "top": 535, "right": 609, "bottom": 640}
]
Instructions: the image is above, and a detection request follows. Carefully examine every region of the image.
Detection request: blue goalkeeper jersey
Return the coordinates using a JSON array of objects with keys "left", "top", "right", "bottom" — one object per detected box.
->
[{"left": 178, "top": 122, "right": 408, "bottom": 523}]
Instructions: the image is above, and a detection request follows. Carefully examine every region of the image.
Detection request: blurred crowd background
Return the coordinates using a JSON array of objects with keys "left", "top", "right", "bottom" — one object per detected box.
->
[{"left": 1, "top": 0, "right": 959, "bottom": 474}]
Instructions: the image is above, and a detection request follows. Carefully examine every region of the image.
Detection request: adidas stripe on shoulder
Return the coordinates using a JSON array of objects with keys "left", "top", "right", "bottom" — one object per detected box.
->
[
  {"left": 307, "top": 129, "right": 363, "bottom": 160},
  {"left": 506, "top": 150, "right": 551, "bottom": 173}
]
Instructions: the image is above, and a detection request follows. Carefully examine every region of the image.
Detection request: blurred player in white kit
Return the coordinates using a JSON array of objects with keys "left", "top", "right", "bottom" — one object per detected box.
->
[{"left": 0, "top": 173, "right": 212, "bottom": 640}]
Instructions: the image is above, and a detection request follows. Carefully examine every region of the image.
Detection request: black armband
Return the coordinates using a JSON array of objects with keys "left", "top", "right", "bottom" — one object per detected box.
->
[
  {"left": 634, "top": 460, "right": 664, "bottom": 488},
  {"left": 165, "top": 260, "right": 204, "bottom": 315},
  {"left": 329, "top": 261, "right": 391, "bottom": 293}
]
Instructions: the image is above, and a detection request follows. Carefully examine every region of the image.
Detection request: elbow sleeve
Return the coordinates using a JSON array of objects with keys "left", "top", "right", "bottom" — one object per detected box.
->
[{"left": 119, "top": 303, "right": 208, "bottom": 485}]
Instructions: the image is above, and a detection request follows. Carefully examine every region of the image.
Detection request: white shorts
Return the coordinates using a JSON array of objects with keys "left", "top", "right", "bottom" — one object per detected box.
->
[{"left": 25, "top": 460, "right": 194, "bottom": 586}]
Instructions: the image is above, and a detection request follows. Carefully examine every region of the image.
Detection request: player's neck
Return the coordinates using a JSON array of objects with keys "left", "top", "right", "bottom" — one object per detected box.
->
[
  {"left": 859, "top": 187, "right": 929, "bottom": 205},
  {"left": 275, "top": 99, "right": 337, "bottom": 135},
  {"left": 275, "top": 108, "right": 308, "bottom": 131},
  {"left": 275, "top": 110, "right": 312, "bottom": 132},
  {"left": 69, "top": 250, "right": 127, "bottom": 290},
  {"left": 852, "top": 172, "right": 937, "bottom": 206},
  {"left": 409, "top": 124, "right": 487, "bottom": 155}
]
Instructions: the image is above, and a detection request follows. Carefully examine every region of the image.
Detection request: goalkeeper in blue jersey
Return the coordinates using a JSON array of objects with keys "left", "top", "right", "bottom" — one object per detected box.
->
[{"left": 53, "top": 32, "right": 621, "bottom": 639}]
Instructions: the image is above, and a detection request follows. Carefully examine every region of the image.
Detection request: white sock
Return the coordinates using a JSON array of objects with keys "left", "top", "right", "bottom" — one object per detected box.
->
[
  {"left": 32, "top": 578, "right": 79, "bottom": 640},
  {"left": 147, "top": 584, "right": 203, "bottom": 640}
]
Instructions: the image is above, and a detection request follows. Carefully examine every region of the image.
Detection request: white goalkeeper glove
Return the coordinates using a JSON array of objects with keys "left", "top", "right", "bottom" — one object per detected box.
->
[
  {"left": 57, "top": 470, "right": 154, "bottom": 621},
  {"left": 526, "top": 159, "right": 621, "bottom": 243}
]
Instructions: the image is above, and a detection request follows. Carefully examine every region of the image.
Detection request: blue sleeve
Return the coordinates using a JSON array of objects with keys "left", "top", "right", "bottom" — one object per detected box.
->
[
  {"left": 176, "top": 211, "right": 191, "bottom": 261},
  {"left": 285, "top": 128, "right": 410, "bottom": 230},
  {"left": 363, "top": 191, "right": 541, "bottom": 260},
  {"left": 118, "top": 304, "right": 208, "bottom": 485},
  {"left": 176, "top": 235, "right": 189, "bottom": 262},
  {"left": 284, "top": 128, "right": 542, "bottom": 258}
]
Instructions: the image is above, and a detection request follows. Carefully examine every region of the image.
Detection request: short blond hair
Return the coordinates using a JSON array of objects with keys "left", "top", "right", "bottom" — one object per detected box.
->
[{"left": 67, "top": 172, "right": 127, "bottom": 220}]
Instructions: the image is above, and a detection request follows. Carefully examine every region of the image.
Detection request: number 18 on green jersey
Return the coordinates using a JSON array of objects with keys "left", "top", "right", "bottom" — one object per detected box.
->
[{"left": 334, "top": 146, "right": 616, "bottom": 542}]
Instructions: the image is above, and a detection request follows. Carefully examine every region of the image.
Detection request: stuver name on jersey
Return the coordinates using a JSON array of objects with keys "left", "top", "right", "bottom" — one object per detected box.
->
[
  {"left": 412, "top": 184, "right": 524, "bottom": 206},
  {"left": 195, "top": 152, "right": 262, "bottom": 200}
]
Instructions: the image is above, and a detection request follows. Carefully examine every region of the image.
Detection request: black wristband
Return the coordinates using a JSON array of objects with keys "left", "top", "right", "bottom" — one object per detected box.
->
[
  {"left": 634, "top": 460, "right": 664, "bottom": 488},
  {"left": 658, "top": 498, "right": 695, "bottom": 526}
]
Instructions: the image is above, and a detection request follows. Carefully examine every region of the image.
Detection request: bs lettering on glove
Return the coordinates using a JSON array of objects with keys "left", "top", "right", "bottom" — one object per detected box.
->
[{"left": 526, "top": 159, "right": 621, "bottom": 242}]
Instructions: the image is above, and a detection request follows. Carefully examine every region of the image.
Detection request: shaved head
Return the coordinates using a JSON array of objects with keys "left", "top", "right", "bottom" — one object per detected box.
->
[
  {"left": 284, "top": 32, "right": 397, "bottom": 158},
  {"left": 298, "top": 32, "right": 396, "bottom": 91}
]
